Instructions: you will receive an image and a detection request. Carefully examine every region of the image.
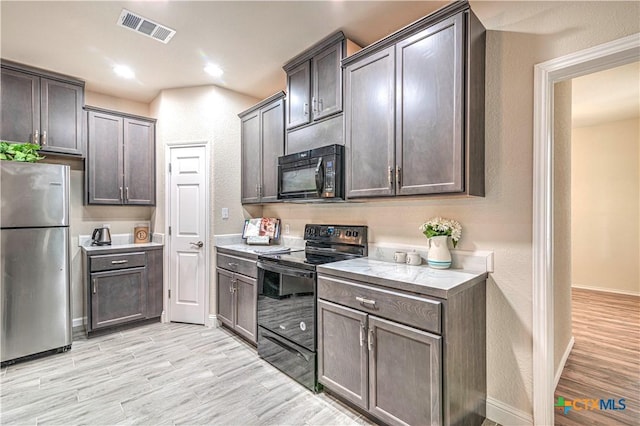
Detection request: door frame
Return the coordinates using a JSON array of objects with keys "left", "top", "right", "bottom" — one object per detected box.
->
[
  {"left": 164, "top": 141, "right": 211, "bottom": 324},
  {"left": 532, "top": 33, "right": 639, "bottom": 425}
]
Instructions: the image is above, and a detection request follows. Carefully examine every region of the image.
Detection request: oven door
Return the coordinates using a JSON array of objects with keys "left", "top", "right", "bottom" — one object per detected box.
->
[
  {"left": 278, "top": 158, "right": 324, "bottom": 200},
  {"left": 257, "top": 260, "right": 316, "bottom": 351}
]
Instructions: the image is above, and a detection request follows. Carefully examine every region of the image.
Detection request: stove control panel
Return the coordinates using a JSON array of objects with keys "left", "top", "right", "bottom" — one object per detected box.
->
[{"left": 304, "top": 224, "right": 367, "bottom": 246}]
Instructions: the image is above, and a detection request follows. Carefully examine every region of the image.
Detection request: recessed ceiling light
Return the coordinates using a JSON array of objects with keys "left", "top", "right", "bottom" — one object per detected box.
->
[
  {"left": 204, "top": 63, "right": 223, "bottom": 78},
  {"left": 113, "top": 65, "right": 135, "bottom": 79}
]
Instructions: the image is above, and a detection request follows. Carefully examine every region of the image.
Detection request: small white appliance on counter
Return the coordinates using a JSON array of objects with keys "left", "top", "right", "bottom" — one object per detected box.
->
[{"left": 1, "top": 161, "right": 72, "bottom": 365}]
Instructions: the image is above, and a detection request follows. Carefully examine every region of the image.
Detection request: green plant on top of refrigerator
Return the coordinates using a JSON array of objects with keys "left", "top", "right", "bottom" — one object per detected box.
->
[{"left": 0, "top": 141, "right": 45, "bottom": 162}]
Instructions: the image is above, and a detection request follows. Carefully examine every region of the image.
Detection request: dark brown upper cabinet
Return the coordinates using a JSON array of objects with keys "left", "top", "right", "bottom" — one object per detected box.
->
[
  {"left": 238, "top": 92, "right": 285, "bottom": 205},
  {"left": 343, "top": 2, "right": 486, "bottom": 199},
  {"left": 283, "top": 32, "right": 361, "bottom": 153},
  {"left": 86, "top": 106, "right": 156, "bottom": 206},
  {"left": 1, "top": 60, "right": 85, "bottom": 157}
]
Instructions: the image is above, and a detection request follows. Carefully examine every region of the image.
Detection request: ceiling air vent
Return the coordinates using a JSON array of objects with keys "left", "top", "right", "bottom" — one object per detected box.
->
[{"left": 117, "top": 9, "right": 176, "bottom": 44}]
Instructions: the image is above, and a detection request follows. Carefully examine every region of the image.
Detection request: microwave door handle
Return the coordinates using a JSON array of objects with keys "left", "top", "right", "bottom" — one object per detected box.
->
[{"left": 315, "top": 158, "right": 324, "bottom": 196}]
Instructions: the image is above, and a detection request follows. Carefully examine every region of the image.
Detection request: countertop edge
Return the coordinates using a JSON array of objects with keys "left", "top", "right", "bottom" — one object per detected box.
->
[
  {"left": 81, "top": 243, "right": 164, "bottom": 254},
  {"left": 317, "top": 261, "right": 488, "bottom": 299}
]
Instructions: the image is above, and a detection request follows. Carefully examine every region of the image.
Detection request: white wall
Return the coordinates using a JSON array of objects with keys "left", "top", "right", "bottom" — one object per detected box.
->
[
  {"left": 552, "top": 80, "right": 573, "bottom": 380},
  {"left": 150, "top": 85, "right": 260, "bottom": 320},
  {"left": 571, "top": 118, "right": 640, "bottom": 295}
]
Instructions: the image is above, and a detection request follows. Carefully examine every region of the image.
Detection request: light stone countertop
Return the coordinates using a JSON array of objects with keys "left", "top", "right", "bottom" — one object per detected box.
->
[
  {"left": 317, "top": 257, "right": 488, "bottom": 299},
  {"left": 81, "top": 241, "right": 164, "bottom": 253},
  {"left": 216, "top": 243, "right": 301, "bottom": 260}
]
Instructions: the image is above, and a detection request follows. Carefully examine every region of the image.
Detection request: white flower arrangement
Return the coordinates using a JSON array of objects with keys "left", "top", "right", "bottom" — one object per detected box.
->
[{"left": 419, "top": 217, "right": 462, "bottom": 248}]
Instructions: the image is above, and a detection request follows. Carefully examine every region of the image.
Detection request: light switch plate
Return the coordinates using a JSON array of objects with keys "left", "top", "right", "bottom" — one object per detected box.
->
[{"left": 221, "top": 208, "right": 229, "bottom": 219}]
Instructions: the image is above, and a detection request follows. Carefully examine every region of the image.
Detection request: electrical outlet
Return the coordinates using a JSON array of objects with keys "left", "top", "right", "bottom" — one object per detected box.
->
[
  {"left": 284, "top": 224, "right": 290, "bottom": 234},
  {"left": 221, "top": 208, "right": 229, "bottom": 220}
]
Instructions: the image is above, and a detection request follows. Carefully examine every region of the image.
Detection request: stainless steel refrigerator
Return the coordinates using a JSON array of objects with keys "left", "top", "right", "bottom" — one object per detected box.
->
[{"left": 1, "top": 161, "right": 72, "bottom": 364}]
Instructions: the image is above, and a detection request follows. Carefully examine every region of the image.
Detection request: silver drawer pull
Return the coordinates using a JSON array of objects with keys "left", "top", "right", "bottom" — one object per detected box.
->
[
  {"left": 111, "top": 260, "right": 129, "bottom": 264},
  {"left": 356, "top": 296, "right": 376, "bottom": 306},
  {"left": 228, "top": 262, "right": 238, "bottom": 268}
]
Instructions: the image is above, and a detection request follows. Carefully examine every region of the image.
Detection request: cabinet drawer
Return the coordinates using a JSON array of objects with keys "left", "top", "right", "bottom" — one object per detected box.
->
[
  {"left": 318, "top": 275, "right": 441, "bottom": 334},
  {"left": 217, "top": 253, "right": 257, "bottom": 278},
  {"left": 90, "top": 252, "right": 147, "bottom": 272}
]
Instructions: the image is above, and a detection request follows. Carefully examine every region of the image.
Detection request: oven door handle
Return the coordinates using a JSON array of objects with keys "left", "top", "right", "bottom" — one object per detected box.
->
[
  {"left": 262, "top": 334, "right": 311, "bottom": 362},
  {"left": 257, "top": 261, "right": 316, "bottom": 279}
]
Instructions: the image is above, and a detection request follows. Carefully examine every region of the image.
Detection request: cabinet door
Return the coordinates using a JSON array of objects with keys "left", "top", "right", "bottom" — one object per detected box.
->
[
  {"left": 345, "top": 47, "right": 395, "bottom": 198},
  {"left": 260, "top": 98, "right": 284, "bottom": 203},
  {"left": 0, "top": 67, "right": 40, "bottom": 144},
  {"left": 368, "top": 316, "right": 442, "bottom": 426},
  {"left": 123, "top": 118, "right": 155, "bottom": 205},
  {"left": 40, "top": 78, "right": 84, "bottom": 156},
  {"left": 313, "top": 42, "right": 342, "bottom": 120},
  {"left": 240, "top": 110, "right": 261, "bottom": 204},
  {"left": 396, "top": 14, "right": 464, "bottom": 195},
  {"left": 286, "top": 61, "right": 311, "bottom": 129},
  {"left": 90, "top": 267, "right": 147, "bottom": 330},
  {"left": 234, "top": 274, "right": 257, "bottom": 344},
  {"left": 87, "top": 111, "right": 124, "bottom": 204},
  {"left": 216, "top": 268, "right": 234, "bottom": 328},
  {"left": 318, "top": 300, "right": 369, "bottom": 410}
]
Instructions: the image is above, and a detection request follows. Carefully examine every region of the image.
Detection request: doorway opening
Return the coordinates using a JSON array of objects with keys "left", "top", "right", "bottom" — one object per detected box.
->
[{"left": 532, "top": 34, "right": 640, "bottom": 425}]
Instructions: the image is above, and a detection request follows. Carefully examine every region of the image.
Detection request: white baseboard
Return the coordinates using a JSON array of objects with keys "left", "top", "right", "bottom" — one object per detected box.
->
[
  {"left": 207, "top": 314, "right": 220, "bottom": 328},
  {"left": 555, "top": 336, "right": 575, "bottom": 390},
  {"left": 72, "top": 317, "right": 86, "bottom": 328},
  {"left": 572, "top": 285, "right": 639, "bottom": 297},
  {"left": 486, "top": 397, "right": 533, "bottom": 426}
]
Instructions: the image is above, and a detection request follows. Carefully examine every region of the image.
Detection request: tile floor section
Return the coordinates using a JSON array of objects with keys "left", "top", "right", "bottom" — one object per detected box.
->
[{"left": 1, "top": 322, "right": 498, "bottom": 425}]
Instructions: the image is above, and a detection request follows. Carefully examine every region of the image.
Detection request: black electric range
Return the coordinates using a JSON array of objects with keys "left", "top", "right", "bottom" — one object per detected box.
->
[{"left": 256, "top": 224, "right": 368, "bottom": 391}]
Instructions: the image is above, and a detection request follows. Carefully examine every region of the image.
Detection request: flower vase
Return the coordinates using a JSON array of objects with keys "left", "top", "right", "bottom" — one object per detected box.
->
[{"left": 427, "top": 235, "right": 452, "bottom": 269}]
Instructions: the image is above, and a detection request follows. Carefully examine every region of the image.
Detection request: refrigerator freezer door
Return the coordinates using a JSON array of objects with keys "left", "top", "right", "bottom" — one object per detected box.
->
[
  {"left": 0, "top": 162, "right": 70, "bottom": 228},
  {"left": 1, "top": 227, "right": 72, "bottom": 362}
]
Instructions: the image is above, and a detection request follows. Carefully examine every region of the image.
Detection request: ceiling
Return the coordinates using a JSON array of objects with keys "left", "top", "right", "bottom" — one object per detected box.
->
[{"left": 1, "top": 0, "right": 639, "bottom": 128}]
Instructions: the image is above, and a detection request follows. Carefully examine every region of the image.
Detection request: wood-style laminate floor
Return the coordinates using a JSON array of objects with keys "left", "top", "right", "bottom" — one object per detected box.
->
[
  {"left": 555, "top": 288, "right": 640, "bottom": 426},
  {"left": 1, "top": 323, "right": 375, "bottom": 425},
  {"left": 1, "top": 322, "right": 498, "bottom": 426}
]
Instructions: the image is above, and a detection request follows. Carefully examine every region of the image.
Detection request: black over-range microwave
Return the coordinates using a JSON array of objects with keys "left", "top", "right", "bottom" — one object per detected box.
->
[{"left": 277, "top": 144, "right": 344, "bottom": 201}]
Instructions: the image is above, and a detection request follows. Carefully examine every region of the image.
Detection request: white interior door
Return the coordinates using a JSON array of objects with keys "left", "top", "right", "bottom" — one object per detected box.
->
[{"left": 169, "top": 145, "right": 207, "bottom": 324}]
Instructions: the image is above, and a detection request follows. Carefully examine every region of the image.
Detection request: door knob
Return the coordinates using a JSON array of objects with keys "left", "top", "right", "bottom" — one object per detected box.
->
[{"left": 190, "top": 241, "right": 204, "bottom": 248}]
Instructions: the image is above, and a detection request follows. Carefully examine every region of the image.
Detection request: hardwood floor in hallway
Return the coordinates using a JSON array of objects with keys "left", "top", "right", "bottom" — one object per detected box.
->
[{"left": 555, "top": 288, "right": 640, "bottom": 425}]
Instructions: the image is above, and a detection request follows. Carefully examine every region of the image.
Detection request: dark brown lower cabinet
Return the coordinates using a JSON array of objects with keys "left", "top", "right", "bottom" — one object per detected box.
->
[
  {"left": 90, "top": 267, "right": 147, "bottom": 330},
  {"left": 318, "top": 271, "right": 485, "bottom": 426},
  {"left": 216, "top": 267, "right": 257, "bottom": 344},
  {"left": 318, "top": 300, "right": 442, "bottom": 425},
  {"left": 84, "top": 246, "right": 163, "bottom": 336}
]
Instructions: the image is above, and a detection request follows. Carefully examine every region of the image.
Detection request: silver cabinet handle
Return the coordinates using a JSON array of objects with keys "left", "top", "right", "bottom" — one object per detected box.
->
[
  {"left": 388, "top": 166, "right": 393, "bottom": 188},
  {"left": 34, "top": 129, "right": 39, "bottom": 144},
  {"left": 312, "top": 97, "right": 317, "bottom": 112},
  {"left": 359, "top": 323, "right": 367, "bottom": 347},
  {"left": 111, "top": 260, "right": 128, "bottom": 264},
  {"left": 42, "top": 130, "right": 47, "bottom": 146},
  {"left": 125, "top": 187, "right": 129, "bottom": 202},
  {"left": 368, "top": 328, "right": 374, "bottom": 351},
  {"left": 190, "top": 241, "right": 204, "bottom": 248},
  {"left": 318, "top": 98, "right": 323, "bottom": 112},
  {"left": 229, "top": 285, "right": 234, "bottom": 294},
  {"left": 356, "top": 296, "right": 376, "bottom": 307},
  {"left": 92, "top": 278, "right": 97, "bottom": 294},
  {"left": 303, "top": 103, "right": 309, "bottom": 115},
  {"left": 227, "top": 262, "right": 238, "bottom": 269},
  {"left": 396, "top": 165, "right": 401, "bottom": 188},
  {"left": 119, "top": 187, "right": 124, "bottom": 203}
]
